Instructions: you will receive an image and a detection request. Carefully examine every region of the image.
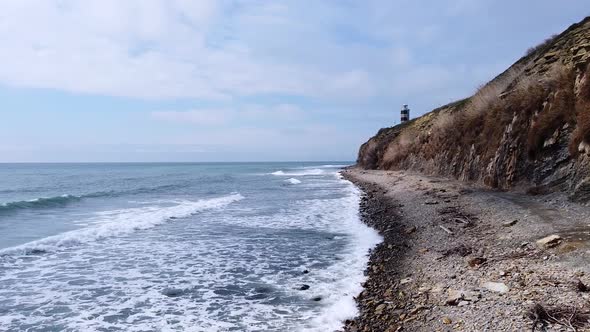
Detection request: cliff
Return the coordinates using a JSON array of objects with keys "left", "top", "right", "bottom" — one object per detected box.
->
[{"left": 357, "top": 16, "right": 590, "bottom": 201}]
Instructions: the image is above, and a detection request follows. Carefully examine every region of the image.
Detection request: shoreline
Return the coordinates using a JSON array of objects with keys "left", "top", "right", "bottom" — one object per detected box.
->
[{"left": 341, "top": 167, "right": 590, "bottom": 331}]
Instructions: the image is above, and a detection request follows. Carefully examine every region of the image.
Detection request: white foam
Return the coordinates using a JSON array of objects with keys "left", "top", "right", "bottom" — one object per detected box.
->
[
  {"left": 271, "top": 169, "right": 326, "bottom": 176},
  {"left": 285, "top": 178, "right": 302, "bottom": 185},
  {"left": 300, "top": 181, "right": 382, "bottom": 331},
  {"left": 0, "top": 193, "right": 244, "bottom": 255}
]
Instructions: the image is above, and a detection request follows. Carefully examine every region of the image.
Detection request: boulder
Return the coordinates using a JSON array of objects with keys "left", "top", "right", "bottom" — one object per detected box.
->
[{"left": 536, "top": 235, "right": 562, "bottom": 249}]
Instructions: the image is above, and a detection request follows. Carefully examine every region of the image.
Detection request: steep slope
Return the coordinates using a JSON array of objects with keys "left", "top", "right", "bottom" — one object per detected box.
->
[{"left": 358, "top": 16, "right": 590, "bottom": 201}]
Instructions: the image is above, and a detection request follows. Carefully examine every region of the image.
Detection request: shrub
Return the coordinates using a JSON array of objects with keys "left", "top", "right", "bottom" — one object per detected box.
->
[{"left": 526, "top": 34, "right": 559, "bottom": 56}]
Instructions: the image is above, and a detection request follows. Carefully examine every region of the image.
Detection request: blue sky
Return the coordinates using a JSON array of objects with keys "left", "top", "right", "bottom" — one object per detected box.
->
[{"left": 0, "top": 0, "right": 587, "bottom": 162}]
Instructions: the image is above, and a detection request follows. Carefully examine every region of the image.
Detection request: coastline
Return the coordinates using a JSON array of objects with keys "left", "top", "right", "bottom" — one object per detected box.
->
[{"left": 341, "top": 167, "right": 590, "bottom": 331}]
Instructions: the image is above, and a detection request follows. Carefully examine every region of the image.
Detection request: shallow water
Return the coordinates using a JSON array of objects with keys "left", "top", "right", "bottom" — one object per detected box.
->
[{"left": 0, "top": 163, "right": 381, "bottom": 331}]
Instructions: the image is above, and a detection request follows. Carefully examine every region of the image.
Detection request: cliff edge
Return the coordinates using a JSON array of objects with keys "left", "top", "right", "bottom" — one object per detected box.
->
[{"left": 358, "top": 16, "right": 590, "bottom": 201}]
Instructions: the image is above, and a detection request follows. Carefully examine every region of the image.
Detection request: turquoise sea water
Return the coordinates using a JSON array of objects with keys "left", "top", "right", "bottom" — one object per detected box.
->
[{"left": 0, "top": 163, "right": 381, "bottom": 332}]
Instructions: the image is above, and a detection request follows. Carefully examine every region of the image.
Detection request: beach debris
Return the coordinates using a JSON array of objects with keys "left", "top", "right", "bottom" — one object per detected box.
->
[
  {"left": 482, "top": 281, "right": 509, "bottom": 293},
  {"left": 454, "top": 217, "right": 470, "bottom": 225},
  {"left": 439, "top": 225, "right": 454, "bottom": 235},
  {"left": 404, "top": 226, "right": 417, "bottom": 234},
  {"left": 577, "top": 280, "right": 590, "bottom": 292},
  {"left": 502, "top": 219, "right": 519, "bottom": 227},
  {"left": 442, "top": 244, "right": 472, "bottom": 258},
  {"left": 527, "top": 303, "right": 590, "bottom": 331},
  {"left": 400, "top": 278, "right": 413, "bottom": 285},
  {"left": 425, "top": 200, "right": 439, "bottom": 205},
  {"left": 467, "top": 257, "right": 487, "bottom": 268},
  {"left": 536, "top": 235, "right": 562, "bottom": 249},
  {"left": 299, "top": 284, "right": 310, "bottom": 291},
  {"left": 442, "top": 317, "right": 452, "bottom": 325}
]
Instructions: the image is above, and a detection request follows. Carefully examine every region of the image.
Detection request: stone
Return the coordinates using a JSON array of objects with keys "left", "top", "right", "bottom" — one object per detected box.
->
[
  {"left": 458, "top": 301, "right": 470, "bottom": 307},
  {"left": 404, "top": 226, "right": 417, "bottom": 234},
  {"left": 303, "top": 270, "right": 310, "bottom": 274},
  {"left": 446, "top": 289, "right": 464, "bottom": 305},
  {"left": 463, "top": 290, "right": 481, "bottom": 302},
  {"left": 162, "top": 288, "right": 184, "bottom": 297},
  {"left": 502, "top": 219, "right": 519, "bottom": 227},
  {"left": 312, "top": 296, "right": 322, "bottom": 302},
  {"left": 446, "top": 289, "right": 481, "bottom": 305},
  {"left": 400, "top": 278, "right": 413, "bottom": 285},
  {"left": 300, "top": 284, "right": 310, "bottom": 291},
  {"left": 384, "top": 287, "right": 395, "bottom": 298},
  {"left": 442, "top": 317, "right": 452, "bottom": 325},
  {"left": 482, "top": 281, "right": 510, "bottom": 293},
  {"left": 418, "top": 285, "right": 431, "bottom": 293},
  {"left": 536, "top": 235, "right": 562, "bottom": 249},
  {"left": 375, "top": 303, "right": 387, "bottom": 315}
]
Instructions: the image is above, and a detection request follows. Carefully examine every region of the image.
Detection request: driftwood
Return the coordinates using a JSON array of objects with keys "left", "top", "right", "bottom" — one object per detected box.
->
[
  {"left": 528, "top": 303, "right": 590, "bottom": 332},
  {"left": 439, "top": 225, "right": 453, "bottom": 235}
]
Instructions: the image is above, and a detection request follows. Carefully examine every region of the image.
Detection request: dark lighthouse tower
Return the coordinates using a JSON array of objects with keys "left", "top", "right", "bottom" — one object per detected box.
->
[{"left": 401, "top": 104, "right": 410, "bottom": 123}]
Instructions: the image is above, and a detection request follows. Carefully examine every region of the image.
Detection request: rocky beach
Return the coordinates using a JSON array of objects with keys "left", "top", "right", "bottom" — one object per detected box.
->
[{"left": 341, "top": 168, "right": 590, "bottom": 332}]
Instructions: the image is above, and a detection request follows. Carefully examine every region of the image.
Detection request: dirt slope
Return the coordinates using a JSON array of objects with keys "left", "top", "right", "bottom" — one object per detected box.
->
[{"left": 357, "top": 17, "right": 590, "bottom": 201}]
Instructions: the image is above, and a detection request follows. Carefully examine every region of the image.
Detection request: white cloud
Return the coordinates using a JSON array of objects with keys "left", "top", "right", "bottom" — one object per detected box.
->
[
  {"left": 152, "top": 109, "right": 231, "bottom": 126},
  {"left": 151, "top": 104, "right": 306, "bottom": 126},
  {"left": 0, "top": 0, "right": 378, "bottom": 100}
]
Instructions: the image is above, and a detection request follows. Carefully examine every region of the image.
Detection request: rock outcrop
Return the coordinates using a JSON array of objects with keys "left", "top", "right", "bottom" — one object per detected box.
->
[{"left": 357, "top": 16, "right": 590, "bottom": 201}]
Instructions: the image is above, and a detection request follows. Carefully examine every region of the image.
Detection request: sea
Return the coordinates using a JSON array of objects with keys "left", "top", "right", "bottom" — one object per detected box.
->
[{"left": 0, "top": 162, "right": 381, "bottom": 332}]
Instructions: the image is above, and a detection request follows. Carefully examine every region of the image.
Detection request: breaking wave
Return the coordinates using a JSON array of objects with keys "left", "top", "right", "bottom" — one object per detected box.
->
[
  {"left": 0, "top": 193, "right": 244, "bottom": 256},
  {"left": 0, "top": 184, "right": 191, "bottom": 214}
]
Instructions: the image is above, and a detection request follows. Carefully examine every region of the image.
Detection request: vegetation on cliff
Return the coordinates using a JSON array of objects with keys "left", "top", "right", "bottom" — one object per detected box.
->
[{"left": 358, "top": 16, "right": 590, "bottom": 201}]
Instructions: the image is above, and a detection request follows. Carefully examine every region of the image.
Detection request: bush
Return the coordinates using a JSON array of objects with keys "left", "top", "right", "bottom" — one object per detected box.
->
[{"left": 526, "top": 34, "right": 559, "bottom": 56}]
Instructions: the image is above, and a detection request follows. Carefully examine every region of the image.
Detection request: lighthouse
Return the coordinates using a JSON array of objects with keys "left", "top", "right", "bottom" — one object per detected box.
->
[{"left": 401, "top": 104, "right": 410, "bottom": 123}]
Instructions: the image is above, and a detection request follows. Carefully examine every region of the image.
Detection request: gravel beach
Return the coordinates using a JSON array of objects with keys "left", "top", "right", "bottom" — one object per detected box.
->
[{"left": 341, "top": 167, "right": 590, "bottom": 332}]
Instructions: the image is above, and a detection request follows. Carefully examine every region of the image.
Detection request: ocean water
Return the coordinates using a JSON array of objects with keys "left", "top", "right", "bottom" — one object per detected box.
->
[{"left": 0, "top": 163, "right": 381, "bottom": 332}]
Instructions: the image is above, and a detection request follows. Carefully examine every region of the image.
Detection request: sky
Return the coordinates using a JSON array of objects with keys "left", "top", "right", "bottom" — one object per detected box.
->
[{"left": 0, "top": 0, "right": 588, "bottom": 162}]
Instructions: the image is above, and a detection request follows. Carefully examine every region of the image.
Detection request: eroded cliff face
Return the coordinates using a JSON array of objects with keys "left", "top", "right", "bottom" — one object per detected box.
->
[{"left": 358, "top": 17, "right": 590, "bottom": 201}]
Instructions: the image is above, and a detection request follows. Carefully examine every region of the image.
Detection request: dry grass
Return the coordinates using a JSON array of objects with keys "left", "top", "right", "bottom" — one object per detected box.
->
[
  {"left": 381, "top": 128, "right": 419, "bottom": 168},
  {"left": 569, "top": 64, "right": 590, "bottom": 156},
  {"left": 526, "top": 63, "right": 575, "bottom": 159},
  {"left": 469, "top": 64, "right": 527, "bottom": 115}
]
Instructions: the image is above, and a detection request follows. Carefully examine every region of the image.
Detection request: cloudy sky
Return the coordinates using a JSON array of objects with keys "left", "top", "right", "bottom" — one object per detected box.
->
[{"left": 0, "top": 0, "right": 587, "bottom": 162}]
